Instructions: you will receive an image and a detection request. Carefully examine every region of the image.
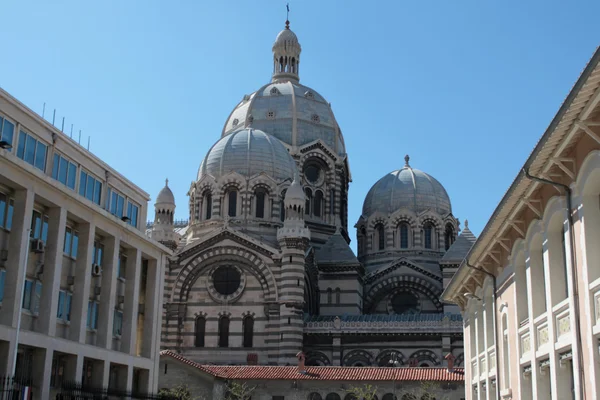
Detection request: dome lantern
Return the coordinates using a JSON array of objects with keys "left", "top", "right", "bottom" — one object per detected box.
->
[{"left": 272, "top": 19, "right": 301, "bottom": 83}]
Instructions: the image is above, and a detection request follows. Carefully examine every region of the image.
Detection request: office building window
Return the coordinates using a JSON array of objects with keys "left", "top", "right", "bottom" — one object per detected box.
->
[
  {"left": 16, "top": 130, "right": 47, "bottom": 171},
  {"left": 63, "top": 227, "right": 79, "bottom": 258},
  {"left": 93, "top": 242, "right": 104, "bottom": 266},
  {"left": 0, "top": 116, "right": 15, "bottom": 147},
  {"left": 117, "top": 254, "right": 127, "bottom": 279},
  {"left": 30, "top": 210, "right": 49, "bottom": 242},
  {"left": 57, "top": 290, "right": 72, "bottom": 322},
  {"left": 113, "top": 310, "right": 123, "bottom": 336},
  {"left": 106, "top": 188, "right": 125, "bottom": 217},
  {"left": 22, "top": 279, "right": 42, "bottom": 313},
  {"left": 52, "top": 154, "right": 77, "bottom": 190},
  {"left": 126, "top": 201, "right": 139, "bottom": 228},
  {"left": 87, "top": 301, "right": 99, "bottom": 330},
  {"left": 79, "top": 171, "right": 103, "bottom": 205},
  {"left": 0, "top": 193, "right": 14, "bottom": 229}
]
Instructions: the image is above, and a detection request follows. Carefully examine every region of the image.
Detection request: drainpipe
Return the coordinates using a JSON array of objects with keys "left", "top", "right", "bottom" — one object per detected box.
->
[
  {"left": 523, "top": 168, "right": 585, "bottom": 400},
  {"left": 465, "top": 261, "right": 500, "bottom": 400}
]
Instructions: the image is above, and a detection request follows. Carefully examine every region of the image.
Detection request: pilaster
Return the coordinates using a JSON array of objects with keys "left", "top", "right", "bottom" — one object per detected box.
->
[{"left": 70, "top": 222, "right": 95, "bottom": 342}]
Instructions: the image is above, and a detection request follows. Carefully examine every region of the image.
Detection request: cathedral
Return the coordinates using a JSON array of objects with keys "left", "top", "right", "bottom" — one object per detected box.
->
[{"left": 152, "top": 19, "right": 473, "bottom": 369}]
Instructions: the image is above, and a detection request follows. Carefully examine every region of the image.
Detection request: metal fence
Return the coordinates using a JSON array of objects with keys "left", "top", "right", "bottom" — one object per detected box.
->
[
  {"left": 56, "top": 382, "right": 180, "bottom": 400},
  {"left": 0, "top": 376, "right": 34, "bottom": 399}
]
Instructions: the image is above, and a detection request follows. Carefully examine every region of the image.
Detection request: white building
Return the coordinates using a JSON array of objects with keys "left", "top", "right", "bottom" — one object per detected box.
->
[
  {"left": 0, "top": 88, "right": 170, "bottom": 399},
  {"left": 442, "top": 48, "right": 600, "bottom": 399}
]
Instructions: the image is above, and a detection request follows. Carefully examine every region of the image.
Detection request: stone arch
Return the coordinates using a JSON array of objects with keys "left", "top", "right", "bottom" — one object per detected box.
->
[
  {"left": 375, "top": 349, "right": 405, "bottom": 367},
  {"left": 305, "top": 351, "right": 331, "bottom": 366},
  {"left": 171, "top": 246, "right": 277, "bottom": 304},
  {"left": 365, "top": 275, "right": 443, "bottom": 313},
  {"left": 408, "top": 349, "right": 440, "bottom": 366},
  {"left": 342, "top": 349, "right": 373, "bottom": 366}
]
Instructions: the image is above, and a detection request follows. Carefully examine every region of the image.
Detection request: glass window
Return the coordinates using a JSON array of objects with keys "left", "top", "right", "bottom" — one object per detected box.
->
[
  {"left": 314, "top": 191, "right": 323, "bottom": 217},
  {"left": 63, "top": 227, "right": 78, "bottom": 258},
  {"left": 80, "top": 171, "right": 102, "bottom": 205},
  {"left": 400, "top": 224, "right": 409, "bottom": 249},
  {"left": 87, "top": 301, "right": 99, "bottom": 329},
  {"left": 218, "top": 316, "right": 230, "bottom": 347},
  {"left": 17, "top": 131, "right": 46, "bottom": 171},
  {"left": 113, "top": 310, "right": 123, "bottom": 336},
  {"left": 86, "top": 175, "right": 94, "bottom": 200},
  {"left": 22, "top": 280, "right": 32, "bottom": 310},
  {"left": 243, "top": 315, "right": 254, "bottom": 348},
  {"left": 31, "top": 210, "right": 42, "bottom": 239},
  {"left": 228, "top": 190, "right": 237, "bottom": 217},
  {"left": 52, "top": 154, "right": 60, "bottom": 180},
  {"left": 93, "top": 181, "right": 102, "bottom": 205},
  {"left": 424, "top": 224, "right": 433, "bottom": 249},
  {"left": 6, "top": 199, "right": 13, "bottom": 231},
  {"left": 108, "top": 189, "right": 125, "bottom": 217},
  {"left": 127, "top": 201, "right": 139, "bottom": 227},
  {"left": 41, "top": 216, "right": 49, "bottom": 243},
  {"left": 71, "top": 232, "right": 78, "bottom": 259},
  {"left": 58, "top": 157, "right": 68, "bottom": 185},
  {"left": 117, "top": 254, "right": 127, "bottom": 279},
  {"left": 0, "top": 193, "right": 6, "bottom": 229},
  {"left": 79, "top": 171, "right": 87, "bottom": 196},
  {"left": 0, "top": 117, "right": 15, "bottom": 146},
  {"left": 377, "top": 224, "right": 385, "bottom": 250},
  {"left": 195, "top": 316, "right": 206, "bottom": 347},
  {"left": 63, "top": 228, "right": 72, "bottom": 255},
  {"left": 67, "top": 163, "right": 77, "bottom": 190},
  {"left": 93, "top": 242, "right": 103, "bottom": 266},
  {"left": 0, "top": 269, "right": 5, "bottom": 303},
  {"left": 205, "top": 193, "right": 212, "bottom": 220},
  {"left": 34, "top": 281, "right": 42, "bottom": 314},
  {"left": 22, "top": 279, "right": 41, "bottom": 313},
  {"left": 255, "top": 191, "right": 265, "bottom": 218},
  {"left": 57, "top": 290, "right": 72, "bottom": 321}
]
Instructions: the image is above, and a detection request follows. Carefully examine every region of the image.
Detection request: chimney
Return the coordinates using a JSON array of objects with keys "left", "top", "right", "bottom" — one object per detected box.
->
[
  {"left": 296, "top": 351, "right": 306, "bottom": 374},
  {"left": 445, "top": 353, "right": 456, "bottom": 373}
]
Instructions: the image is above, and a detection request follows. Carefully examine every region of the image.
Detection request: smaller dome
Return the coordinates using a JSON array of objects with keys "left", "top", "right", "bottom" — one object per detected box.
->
[
  {"left": 362, "top": 155, "right": 452, "bottom": 216},
  {"left": 274, "top": 27, "right": 299, "bottom": 47},
  {"left": 197, "top": 128, "right": 297, "bottom": 182},
  {"left": 156, "top": 179, "right": 175, "bottom": 205}
]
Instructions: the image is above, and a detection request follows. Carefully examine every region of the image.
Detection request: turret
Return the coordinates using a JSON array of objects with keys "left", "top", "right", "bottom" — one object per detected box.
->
[
  {"left": 150, "top": 179, "right": 178, "bottom": 250},
  {"left": 272, "top": 20, "right": 301, "bottom": 83}
]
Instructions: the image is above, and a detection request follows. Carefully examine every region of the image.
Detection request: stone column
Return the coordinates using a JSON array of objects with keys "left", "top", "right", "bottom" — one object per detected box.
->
[
  {"left": 38, "top": 206, "right": 67, "bottom": 336},
  {"left": 122, "top": 247, "right": 141, "bottom": 355},
  {"left": 69, "top": 222, "right": 95, "bottom": 342},
  {"left": 32, "top": 347, "right": 53, "bottom": 400},
  {"left": 143, "top": 257, "right": 160, "bottom": 358},
  {"left": 97, "top": 236, "right": 119, "bottom": 349}
]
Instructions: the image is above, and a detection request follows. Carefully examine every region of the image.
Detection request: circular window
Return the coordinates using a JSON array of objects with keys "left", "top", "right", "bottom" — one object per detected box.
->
[
  {"left": 213, "top": 266, "right": 241, "bottom": 296},
  {"left": 305, "top": 165, "right": 321, "bottom": 184},
  {"left": 311, "top": 114, "right": 320, "bottom": 123},
  {"left": 391, "top": 291, "right": 419, "bottom": 315}
]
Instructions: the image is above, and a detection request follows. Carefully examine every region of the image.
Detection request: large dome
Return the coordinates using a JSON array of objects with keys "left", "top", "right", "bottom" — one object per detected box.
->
[
  {"left": 362, "top": 156, "right": 452, "bottom": 216},
  {"left": 222, "top": 81, "right": 346, "bottom": 156},
  {"left": 197, "top": 128, "right": 297, "bottom": 182}
]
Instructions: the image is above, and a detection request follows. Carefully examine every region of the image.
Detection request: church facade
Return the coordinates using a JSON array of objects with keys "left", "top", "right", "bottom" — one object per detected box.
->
[{"left": 151, "top": 20, "right": 472, "bottom": 369}]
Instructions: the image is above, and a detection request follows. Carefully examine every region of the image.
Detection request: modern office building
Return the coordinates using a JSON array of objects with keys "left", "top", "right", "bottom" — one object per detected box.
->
[
  {"left": 442, "top": 48, "right": 600, "bottom": 400},
  {"left": 0, "top": 88, "right": 170, "bottom": 399}
]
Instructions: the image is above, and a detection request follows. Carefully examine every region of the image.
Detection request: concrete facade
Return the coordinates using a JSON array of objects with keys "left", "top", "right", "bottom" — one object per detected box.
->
[
  {"left": 442, "top": 48, "right": 600, "bottom": 400},
  {"left": 0, "top": 88, "right": 170, "bottom": 399}
]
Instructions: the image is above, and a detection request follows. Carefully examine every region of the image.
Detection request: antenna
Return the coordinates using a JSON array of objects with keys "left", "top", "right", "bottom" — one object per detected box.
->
[
  {"left": 70, "top": 124, "right": 73, "bottom": 138},
  {"left": 87, "top": 136, "right": 90, "bottom": 151},
  {"left": 61, "top": 117, "right": 65, "bottom": 133},
  {"left": 52, "top": 109, "right": 56, "bottom": 126},
  {"left": 42, "top": 103, "right": 46, "bottom": 118},
  {"left": 78, "top": 130, "right": 81, "bottom": 145}
]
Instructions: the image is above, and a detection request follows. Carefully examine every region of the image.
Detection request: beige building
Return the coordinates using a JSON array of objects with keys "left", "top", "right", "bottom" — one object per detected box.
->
[
  {"left": 442, "top": 48, "right": 600, "bottom": 399},
  {"left": 0, "top": 88, "right": 170, "bottom": 399}
]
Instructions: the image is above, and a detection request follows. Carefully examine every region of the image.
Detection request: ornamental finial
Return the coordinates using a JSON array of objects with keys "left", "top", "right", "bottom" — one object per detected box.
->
[
  {"left": 165, "top": 178, "right": 169, "bottom": 187},
  {"left": 285, "top": 3, "right": 290, "bottom": 29},
  {"left": 404, "top": 154, "right": 410, "bottom": 167},
  {"left": 465, "top": 219, "right": 469, "bottom": 229}
]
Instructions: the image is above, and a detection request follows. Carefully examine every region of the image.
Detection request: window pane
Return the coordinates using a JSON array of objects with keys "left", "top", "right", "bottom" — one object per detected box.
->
[
  {"left": 22, "top": 280, "right": 32, "bottom": 310},
  {"left": 93, "top": 181, "right": 102, "bottom": 205},
  {"left": 41, "top": 216, "right": 49, "bottom": 242},
  {"left": 17, "top": 131, "right": 26, "bottom": 159},
  {"left": 86, "top": 175, "right": 94, "bottom": 200},
  {"left": 63, "top": 228, "right": 72, "bottom": 255},
  {"left": 31, "top": 211, "right": 41, "bottom": 239},
  {"left": 67, "top": 162, "right": 77, "bottom": 190},
  {"left": 97, "top": 246, "right": 103, "bottom": 266},
  {"left": 34, "top": 281, "right": 42, "bottom": 313},
  {"left": 116, "top": 195, "right": 124, "bottom": 217},
  {"left": 93, "top": 303, "right": 98, "bottom": 329},
  {"left": 57, "top": 291, "right": 65, "bottom": 319},
  {"left": 6, "top": 200, "right": 13, "bottom": 230},
  {"left": 111, "top": 192, "right": 118, "bottom": 214},
  {"left": 71, "top": 233, "right": 78, "bottom": 258},
  {"left": 52, "top": 154, "right": 60, "bottom": 179},
  {"left": 0, "top": 193, "right": 6, "bottom": 229},
  {"left": 34, "top": 141, "right": 47, "bottom": 171},
  {"left": 79, "top": 171, "right": 87, "bottom": 196},
  {"left": 66, "top": 293, "right": 72, "bottom": 321},
  {"left": 2, "top": 119, "right": 14, "bottom": 145},
  {"left": 113, "top": 310, "right": 123, "bottom": 336},
  {"left": 25, "top": 135, "right": 36, "bottom": 164},
  {"left": 256, "top": 192, "right": 265, "bottom": 218},
  {"left": 228, "top": 191, "right": 237, "bottom": 217},
  {"left": 58, "top": 157, "right": 68, "bottom": 184},
  {"left": 0, "top": 270, "right": 6, "bottom": 303}
]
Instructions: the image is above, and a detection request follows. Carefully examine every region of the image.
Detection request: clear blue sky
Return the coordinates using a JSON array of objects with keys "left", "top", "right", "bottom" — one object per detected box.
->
[{"left": 1, "top": 1, "right": 598, "bottom": 250}]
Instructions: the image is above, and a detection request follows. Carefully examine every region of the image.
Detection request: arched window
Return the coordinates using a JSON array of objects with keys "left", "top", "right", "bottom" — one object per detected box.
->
[
  {"left": 327, "top": 288, "right": 332, "bottom": 304},
  {"left": 227, "top": 189, "right": 237, "bottom": 217},
  {"left": 194, "top": 316, "right": 205, "bottom": 347},
  {"left": 344, "top": 395, "right": 358, "bottom": 400},
  {"left": 335, "top": 288, "right": 341, "bottom": 304},
  {"left": 360, "top": 227, "right": 367, "bottom": 254},
  {"left": 423, "top": 223, "right": 433, "bottom": 249},
  {"left": 399, "top": 223, "right": 409, "bottom": 249},
  {"left": 375, "top": 224, "right": 385, "bottom": 250},
  {"left": 255, "top": 189, "right": 266, "bottom": 219},
  {"left": 218, "top": 316, "right": 230, "bottom": 348},
  {"left": 326, "top": 394, "right": 341, "bottom": 400},
  {"left": 308, "top": 394, "right": 323, "bottom": 400},
  {"left": 382, "top": 395, "right": 396, "bottom": 400},
  {"left": 305, "top": 188, "right": 312, "bottom": 215},
  {"left": 204, "top": 192, "right": 212, "bottom": 220},
  {"left": 243, "top": 315, "right": 254, "bottom": 348},
  {"left": 280, "top": 190, "right": 286, "bottom": 222},
  {"left": 444, "top": 223, "right": 454, "bottom": 250},
  {"left": 314, "top": 191, "right": 323, "bottom": 217}
]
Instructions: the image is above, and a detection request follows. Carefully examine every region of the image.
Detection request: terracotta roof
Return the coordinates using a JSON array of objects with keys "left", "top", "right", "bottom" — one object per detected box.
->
[{"left": 160, "top": 350, "right": 464, "bottom": 382}]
